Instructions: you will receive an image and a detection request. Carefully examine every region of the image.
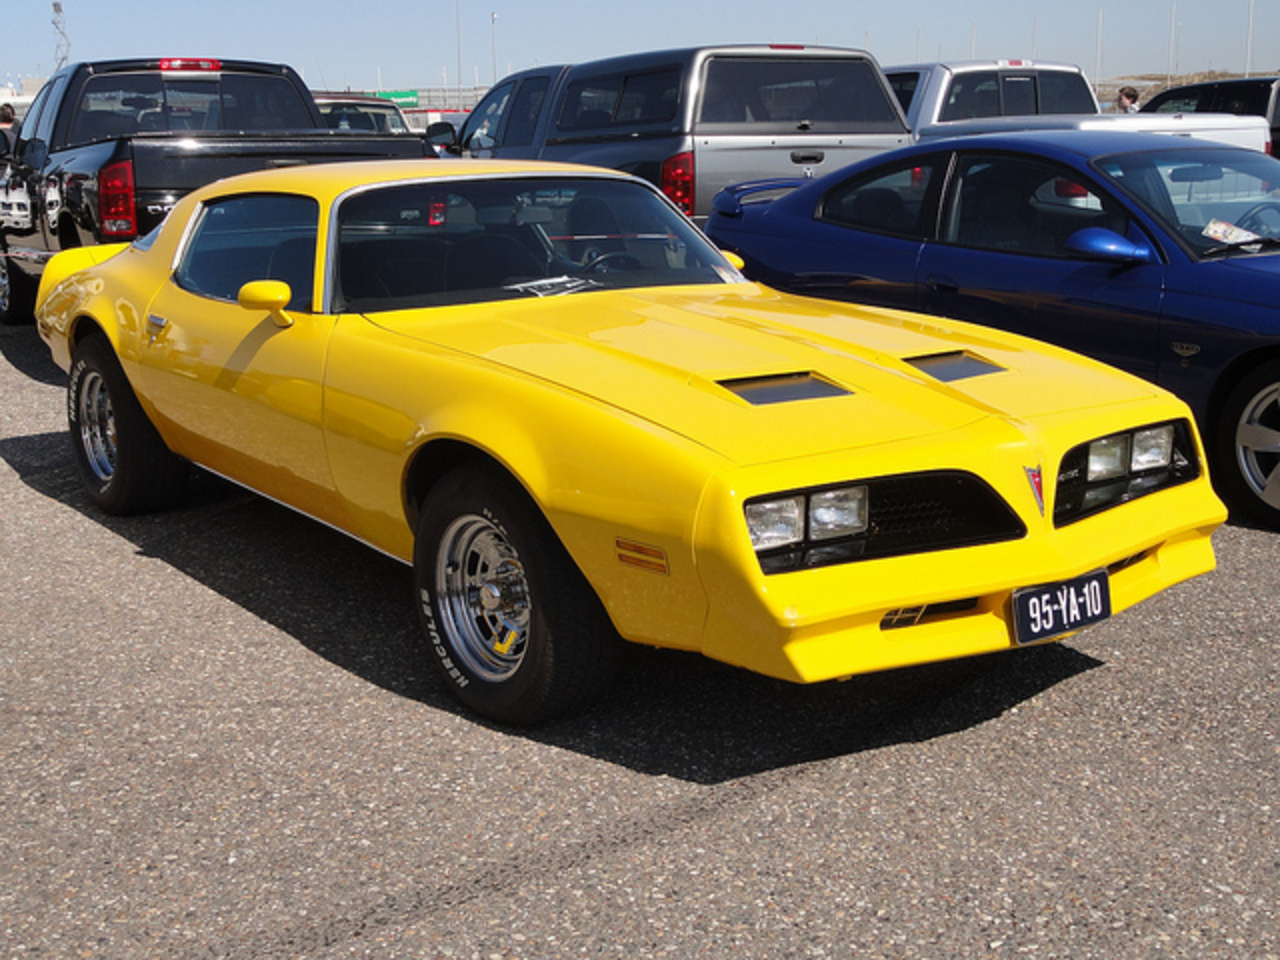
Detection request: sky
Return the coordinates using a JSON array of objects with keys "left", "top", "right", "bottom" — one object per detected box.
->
[{"left": 4, "top": 0, "right": 1277, "bottom": 97}]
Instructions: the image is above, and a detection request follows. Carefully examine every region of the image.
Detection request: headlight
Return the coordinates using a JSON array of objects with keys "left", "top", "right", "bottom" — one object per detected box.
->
[
  {"left": 746, "top": 486, "right": 868, "bottom": 551},
  {"left": 745, "top": 472, "right": 1026, "bottom": 574},
  {"left": 1057, "top": 420, "right": 1197, "bottom": 526},
  {"left": 1087, "top": 434, "right": 1131, "bottom": 481},
  {"left": 1131, "top": 425, "right": 1175, "bottom": 471},
  {"left": 745, "top": 496, "right": 805, "bottom": 550}
]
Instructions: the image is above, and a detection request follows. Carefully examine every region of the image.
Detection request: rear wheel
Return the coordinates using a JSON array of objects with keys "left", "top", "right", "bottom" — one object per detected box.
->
[
  {"left": 68, "top": 334, "right": 189, "bottom": 514},
  {"left": 0, "top": 250, "right": 33, "bottom": 326},
  {"left": 413, "top": 465, "right": 622, "bottom": 724},
  {"left": 1213, "top": 359, "right": 1280, "bottom": 529}
]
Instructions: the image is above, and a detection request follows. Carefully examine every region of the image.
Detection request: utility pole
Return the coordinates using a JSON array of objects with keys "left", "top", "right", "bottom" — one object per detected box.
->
[{"left": 52, "top": 1, "right": 70, "bottom": 70}]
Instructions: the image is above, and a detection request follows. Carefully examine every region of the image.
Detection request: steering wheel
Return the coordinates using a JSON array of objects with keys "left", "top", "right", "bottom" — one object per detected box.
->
[
  {"left": 1236, "top": 201, "right": 1280, "bottom": 237},
  {"left": 581, "top": 251, "right": 642, "bottom": 273}
]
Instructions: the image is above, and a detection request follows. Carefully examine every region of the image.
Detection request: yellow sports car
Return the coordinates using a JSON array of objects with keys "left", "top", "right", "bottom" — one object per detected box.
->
[{"left": 36, "top": 159, "right": 1226, "bottom": 724}]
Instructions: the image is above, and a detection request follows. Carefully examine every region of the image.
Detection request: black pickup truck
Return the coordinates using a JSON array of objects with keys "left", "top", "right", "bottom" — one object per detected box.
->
[{"left": 0, "top": 57, "right": 433, "bottom": 323}]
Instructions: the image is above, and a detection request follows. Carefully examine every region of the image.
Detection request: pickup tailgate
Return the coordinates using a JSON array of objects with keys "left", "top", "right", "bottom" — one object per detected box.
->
[
  {"left": 694, "top": 133, "right": 910, "bottom": 214},
  {"left": 130, "top": 133, "right": 432, "bottom": 230}
]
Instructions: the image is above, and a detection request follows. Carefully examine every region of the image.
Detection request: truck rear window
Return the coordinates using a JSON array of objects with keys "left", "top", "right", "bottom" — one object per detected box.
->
[
  {"left": 66, "top": 71, "right": 315, "bottom": 144},
  {"left": 697, "top": 57, "right": 905, "bottom": 133}
]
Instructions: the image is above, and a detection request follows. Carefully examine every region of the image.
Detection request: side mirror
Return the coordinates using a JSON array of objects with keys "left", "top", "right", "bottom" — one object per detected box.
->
[
  {"left": 425, "top": 121, "right": 457, "bottom": 148},
  {"left": 1064, "top": 227, "right": 1156, "bottom": 265},
  {"left": 238, "top": 279, "right": 294, "bottom": 327}
]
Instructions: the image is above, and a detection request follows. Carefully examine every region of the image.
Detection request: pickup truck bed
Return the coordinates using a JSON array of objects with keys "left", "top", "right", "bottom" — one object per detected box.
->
[{"left": 1, "top": 57, "right": 433, "bottom": 324}]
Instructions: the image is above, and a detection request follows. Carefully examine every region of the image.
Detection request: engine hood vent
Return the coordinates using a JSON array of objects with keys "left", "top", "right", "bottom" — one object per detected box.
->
[
  {"left": 718, "top": 372, "right": 852, "bottom": 405},
  {"left": 907, "top": 351, "right": 1006, "bottom": 382}
]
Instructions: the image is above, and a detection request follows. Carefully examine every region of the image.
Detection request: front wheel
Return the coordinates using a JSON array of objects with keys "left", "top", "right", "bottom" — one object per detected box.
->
[
  {"left": 413, "top": 465, "right": 621, "bottom": 724},
  {"left": 1213, "top": 358, "right": 1280, "bottom": 529},
  {"left": 68, "top": 334, "right": 189, "bottom": 514}
]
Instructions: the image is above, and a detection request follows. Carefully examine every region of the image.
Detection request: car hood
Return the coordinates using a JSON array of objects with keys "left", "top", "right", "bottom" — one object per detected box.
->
[{"left": 367, "top": 283, "right": 1163, "bottom": 463}]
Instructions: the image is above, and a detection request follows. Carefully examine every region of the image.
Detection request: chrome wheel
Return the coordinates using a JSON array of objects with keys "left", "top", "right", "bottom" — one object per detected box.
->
[
  {"left": 77, "top": 368, "right": 117, "bottom": 484},
  {"left": 435, "top": 513, "right": 532, "bottom": 683},
  {"left": 1235, "top": 378, "right": 1280, "bottom": 510}
]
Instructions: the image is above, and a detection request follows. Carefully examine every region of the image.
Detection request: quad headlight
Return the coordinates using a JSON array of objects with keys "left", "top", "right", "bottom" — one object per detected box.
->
[
  {"left": 744, "top": 471, "right": 1027, "bottom": 574},
  {"left": 745, "top": 485, "right": 868, "bottom": 552},
  {"left": 1057, "top": 421, "right": 1197, "bottom": 525}
]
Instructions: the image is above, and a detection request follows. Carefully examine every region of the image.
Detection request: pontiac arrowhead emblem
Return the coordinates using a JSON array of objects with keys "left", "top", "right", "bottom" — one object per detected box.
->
[{"left": 1025, "top": 466, "right": 1045, "bottom": 516}]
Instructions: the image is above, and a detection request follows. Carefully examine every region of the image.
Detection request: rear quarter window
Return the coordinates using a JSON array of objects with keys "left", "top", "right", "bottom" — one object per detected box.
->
[{"left": 556, "top": 68, "right": 680, "bottom": 132}]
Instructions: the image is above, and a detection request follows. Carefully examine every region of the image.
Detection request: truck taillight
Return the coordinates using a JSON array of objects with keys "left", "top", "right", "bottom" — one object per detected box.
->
[
  {"left": 99, "top": 160, "right": 137, "bottom": 238},
  {"left": 159, "top": 58, "right": 222, "bottom": 72},
  {"left": 661, "top": 151, "right": 695, "bottom": 217}
]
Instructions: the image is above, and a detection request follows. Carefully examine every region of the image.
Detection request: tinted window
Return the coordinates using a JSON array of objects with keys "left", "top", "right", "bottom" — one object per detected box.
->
[
  {"left": 557, "top": 68, "right": 680, "bottom": 131},
  {"left": 1206, "top": 82, "right": 1273, "bottom": 116},
  {"left": 67, "top": 71, "right": 313, "bottom": 143},
  {"left": 1037, "top": 71, "right": 1097, "bottom": 113},
  {"left": 698, "top": 57, "right": 903, "bottom": 131},
  {"left": 175, "top": 194, "right": 318, "bottom": 308},
  {"left": 886, "top": 71, "right": 920, "bottom": 112},
  {"left": 335, "top": 177, "right": 732, "bottom": 311},
  {"left": 505, "top": 77, "right": 550, "bottom": 146},
  {"left": 944, "top": 154, "right": 1129, "bottom": 256},
  {"left": 819, "top": 158, "right": 940, "bottom": 238},
  {"left": 1001, "top": 75, "right": 1037, "bottom": 116},
  {"left": 1144, "top": 88, "right": 1208, "bottom": 114},
  {"left": 939, "top": 71, "right": 1001, "bottom": 121},
  {"left": 460, "top": 80, "right": 514, "bottom": 145}
]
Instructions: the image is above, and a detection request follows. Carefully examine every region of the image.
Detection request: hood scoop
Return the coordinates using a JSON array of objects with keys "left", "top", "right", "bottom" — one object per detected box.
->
[
  {"left": 719, "top": 372, "right": 852, "bottom": 406},
  {"left": 907, "top": 351, "right": 1006, "bottom": 383}
]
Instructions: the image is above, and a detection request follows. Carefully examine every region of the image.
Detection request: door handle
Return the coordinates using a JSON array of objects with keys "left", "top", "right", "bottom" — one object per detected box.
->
[
  {"left": 790, "top": 150, "right": 825, "bottom": 165},
  {"left": 925, "top": 275, "right": 959, "bottom": 294}
]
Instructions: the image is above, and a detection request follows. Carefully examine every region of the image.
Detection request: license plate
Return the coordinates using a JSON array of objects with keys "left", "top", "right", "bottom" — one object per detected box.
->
[{"left": 1013, "top": 569, "right": 1111, "bottom": 645}]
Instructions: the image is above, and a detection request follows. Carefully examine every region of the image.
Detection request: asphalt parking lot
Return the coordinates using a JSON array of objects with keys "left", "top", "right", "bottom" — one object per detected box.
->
[{"left": 1, "top": 318, "right": 1277, "bottom": 960}]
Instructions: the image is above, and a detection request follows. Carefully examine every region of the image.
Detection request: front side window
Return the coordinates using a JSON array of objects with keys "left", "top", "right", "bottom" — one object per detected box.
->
[
  {"left": 819, "top": 158, "right": 941, "bottom": 238},
  {"left": 460, "top": 80, "right": 514, "bottom": 146},
  {"left": 175, "top": 193, "right": 318, "bottom": 309},
  {"left": 943, "top": 154, "right": 1129, "bottom": 256},
  {"left": 335, "top": 176, "right": 733, "bottom": 311}
]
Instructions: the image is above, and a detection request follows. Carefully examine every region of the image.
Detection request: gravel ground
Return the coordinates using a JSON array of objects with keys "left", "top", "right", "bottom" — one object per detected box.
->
[{"left": 1, "top": 319, "right": 1276, "bottom": 959}]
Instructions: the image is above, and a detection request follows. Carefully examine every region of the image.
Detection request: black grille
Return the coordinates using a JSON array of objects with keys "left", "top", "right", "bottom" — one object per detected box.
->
[{"left": 756, "top": 471, "right": 1026, "bottom": 574}]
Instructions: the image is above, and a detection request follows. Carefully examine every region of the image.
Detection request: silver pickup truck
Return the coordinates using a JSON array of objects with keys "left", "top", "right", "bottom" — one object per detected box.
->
[
  {"left": 887, "top": 59, "right": 1270, "bottom": 151},
  {"left": 432, "top": 45, "right": 912, "bottom": 222}
]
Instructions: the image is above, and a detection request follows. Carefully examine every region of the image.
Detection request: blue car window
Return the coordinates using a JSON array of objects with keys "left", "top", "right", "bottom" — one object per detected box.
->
[
  {"left": 820, "top": 160, "right": 938, "bottom": 238},
  {"left": 945, "top": 154, "right": 1129, "bottom": 257}
]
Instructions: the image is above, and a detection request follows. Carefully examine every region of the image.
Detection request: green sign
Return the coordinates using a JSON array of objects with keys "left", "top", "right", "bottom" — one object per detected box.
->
[{"left": 377, "top": 90, "right": 419, "bottom": 108}]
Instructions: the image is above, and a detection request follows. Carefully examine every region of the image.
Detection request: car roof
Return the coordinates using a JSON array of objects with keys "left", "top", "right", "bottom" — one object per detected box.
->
[
  {"left": 189, "top": 158, "right": 639, "bottom": 204},
  {"left": 900, "top": 128, "right": 1262, "bottom": 158},
  {"left": 885, "top": 59, "right": 1084, "bottom": 74}
]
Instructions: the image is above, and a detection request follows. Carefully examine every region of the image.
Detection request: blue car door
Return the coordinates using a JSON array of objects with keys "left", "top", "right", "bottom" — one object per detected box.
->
[
  {"left": 769, "top": 154, "right": 946, "bottom": 312},
  {"left": 915, "top": 151, "right": 1165, "bottom": 382}
]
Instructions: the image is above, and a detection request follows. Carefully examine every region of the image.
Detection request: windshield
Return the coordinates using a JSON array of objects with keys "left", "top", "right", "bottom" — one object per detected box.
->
[
  {"left": 1093, "top": 146, "right": 1280, "bottom": 258},
  {"left": 335, "top": 176, "right": 737, "bottom": 311}
]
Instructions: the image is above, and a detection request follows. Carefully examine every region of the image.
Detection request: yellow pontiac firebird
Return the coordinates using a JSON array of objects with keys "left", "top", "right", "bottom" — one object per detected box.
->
[{"left": 36, "top": 159, "right": 1226, "bottom": 724}]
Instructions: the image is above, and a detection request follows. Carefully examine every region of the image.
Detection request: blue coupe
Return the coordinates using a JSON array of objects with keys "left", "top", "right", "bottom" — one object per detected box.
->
[{"left": 707, "top": 131, "right": 1280, "bottom": 529}]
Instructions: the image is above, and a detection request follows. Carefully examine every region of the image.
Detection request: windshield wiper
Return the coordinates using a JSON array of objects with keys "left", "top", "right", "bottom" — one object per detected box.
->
[
  {"left": 503, "top": 275, "right": 603, "bottom": 297},
  {"left": 1201, "top": 236, "right": 1280, "bottom": 257}
]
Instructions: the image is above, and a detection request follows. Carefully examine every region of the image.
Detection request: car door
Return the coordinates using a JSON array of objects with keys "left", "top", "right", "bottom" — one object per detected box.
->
[
  {"left": 915, "top": 150, "right": 1165, "bottom": 381},
  {"left": 133, "top": 192, "right": 343, "bottom": 522},
  {"left": 763, "top": 153, "right": 946, "bottom": 312}
]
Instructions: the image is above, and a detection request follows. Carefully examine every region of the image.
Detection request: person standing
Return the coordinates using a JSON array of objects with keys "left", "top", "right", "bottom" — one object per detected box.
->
[{"left": 1114, "top": 86, "right": 1140, "bottom": 113}]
